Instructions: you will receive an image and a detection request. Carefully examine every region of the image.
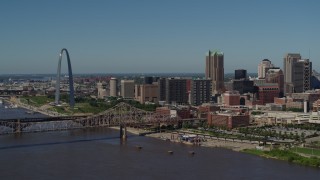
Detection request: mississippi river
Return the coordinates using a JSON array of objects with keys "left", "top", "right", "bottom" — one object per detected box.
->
[{"left": 0, "top": 105, "right": 319, "bottom": 180}]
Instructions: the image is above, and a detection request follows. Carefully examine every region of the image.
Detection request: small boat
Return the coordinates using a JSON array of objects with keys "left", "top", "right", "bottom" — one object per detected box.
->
[
  {"left": 160, "top": 136, "right": 170, "bottom": 141},
  {"left": 26, "top": 111, "right": 35, "bottom": 114},
  {"left": 11, "top": 104, "right": 18, "bottom": 108}
]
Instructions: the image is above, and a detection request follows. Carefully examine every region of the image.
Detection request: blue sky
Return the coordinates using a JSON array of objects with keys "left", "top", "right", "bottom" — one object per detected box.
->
[{"left": 0, "top": 0, "right": 319, "bottom": 74}]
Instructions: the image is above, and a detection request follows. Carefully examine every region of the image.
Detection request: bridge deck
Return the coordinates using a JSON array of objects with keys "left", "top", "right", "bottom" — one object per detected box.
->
[
  {"left": 0, "top": 102, "right": 206, "bottom": 135},
  {"left": 0, "top": 116, "right": 89, "bottom": 123}
]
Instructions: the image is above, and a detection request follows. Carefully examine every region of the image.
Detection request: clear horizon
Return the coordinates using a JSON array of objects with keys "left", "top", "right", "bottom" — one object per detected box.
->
[{"left": 1, "top": 0, "right": 319, "bottom": 74}]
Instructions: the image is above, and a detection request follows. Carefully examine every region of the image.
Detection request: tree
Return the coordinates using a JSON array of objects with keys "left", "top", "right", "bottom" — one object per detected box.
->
[
  {"left": 300, "top": 132, "right": 306, "bottom": 143},
  {"left": 182, "top": 122, "right": 192, "bottom": 129},
  {"left": 294, "top": 132, "right": 300, "bottom": 141},
  {"left": 278, "top": 131, "right": 282, "bottom": 139},
  {"left": 284, "top": 131, "right": 288, "bottom": 140},
  {"left": 289, "top": 132, "right": 294, "bottom": 139}
]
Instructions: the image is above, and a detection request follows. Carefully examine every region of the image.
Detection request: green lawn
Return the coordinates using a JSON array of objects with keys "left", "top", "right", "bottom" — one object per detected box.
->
[
  {"left": 21, "top": 96, "right": 156, "bottom": 115},
  {"left": 292, "top": 147, "right": 320, "bottom": 156},
  {"left": 242, "top": 148, "right": 320, "bottom": 167},
  {"left": 50, "top": 102, "right": 109, "bottom": 115},
  {"left": 21, "top": 96, "right": 110, "bottom": 114},
  {"left": 242, "top": 149, "right": 265, "bottom": 156},
  {"left": 21, "top": 96, "right": 53, "bottom": 107}
]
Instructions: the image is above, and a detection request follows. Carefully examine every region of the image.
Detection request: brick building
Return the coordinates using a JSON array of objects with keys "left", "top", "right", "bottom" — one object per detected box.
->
[
  {"left": 265, "top": 68, "right": 284, "bottom": 97},
  {"left": 156, "top": 107, "right": 171, "bottom": 115},
  {"left": 207, "top": 113, "right": 249, "bottom": 129},
  {"left": 257, "top": 83, "right": 279, "bottom": 105},
  {"left": 197, "top": 104, "right": 220, "bottom": 118},
  {"left": 223, "top": 91, "right": 240, "bottom": 106}
]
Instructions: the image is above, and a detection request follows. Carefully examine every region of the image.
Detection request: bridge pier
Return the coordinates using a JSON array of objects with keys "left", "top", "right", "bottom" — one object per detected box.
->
[
  {"left": 120, "top": 124, "right": 127, "bottom": 140},
  {"left": 14, "top": 119, "right": 22, "bottom": 133}
]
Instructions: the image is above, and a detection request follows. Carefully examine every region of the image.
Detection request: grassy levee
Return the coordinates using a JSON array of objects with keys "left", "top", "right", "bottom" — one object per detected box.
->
[
  {"left": 242, "top": 149, "right": 265, "bottom": 156},
  {"left": 20, "top": 96, "right": 158, "bottom": 115},
  {"left": 48, "top": 103, "right": 109, "bottom": 115},
  {"left": 242, "top": 149, "right": 320, "bottom": 168},
  {"left": 291, "top": 147, "right": 320, "bottom": 156},
  {"left": 21, "top": 96, "right": 53, "bottom": 107}
]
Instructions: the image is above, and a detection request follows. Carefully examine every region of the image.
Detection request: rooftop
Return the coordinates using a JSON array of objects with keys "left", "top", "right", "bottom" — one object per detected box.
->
[{"left": 207, "top": 50, "right": 224, "bottom": 56}]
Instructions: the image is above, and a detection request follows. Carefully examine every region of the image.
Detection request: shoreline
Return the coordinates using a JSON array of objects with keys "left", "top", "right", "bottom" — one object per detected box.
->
[
  {"left": 121, "top": 127, "right": 320, "bottom": 168},
  {"left": 6, "top": 99, "right": 64, "bottom": 117},
  {"left": 242, "top": 148, "right": 320, "bottom": 168},
  {"left": 114, "top": 127, "right": 258, "bottom": 152},
  {"left": 109, "top": 126, "right": 148, "bottom": 136},
  {"left": 145, "top": 131, "right": 257, "bottom": 151}
]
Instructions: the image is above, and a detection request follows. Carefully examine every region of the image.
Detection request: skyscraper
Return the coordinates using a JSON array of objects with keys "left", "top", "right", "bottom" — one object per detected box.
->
[
  {"left": 300, "top": 59, "right": 312, "bottom": 92},
  {"left": 121, "top": 80, "right": 135, "bottom": 98},
  {"left": 134, "top": 83, "right": 159, "bottom": 104},
  {"left": 190, "top": 79, "right": 212, "bottom": 105},
  {"left": 110, "top": 77, "right": 118, "bottom": 97},
  {"left": 159, "top": 78, "right": 188, "bottom": 105},
  {"left": 283, "top": 53, "right": 312, "bottom": 94},
  {"left": 97, "top": 82, "right": 108, "bottom": 99},
  {"left": 143, "top": 76, "right": 154, "bottom": 84},
  {"left": 158, "top": 78, "right": 167, "bottom": 102},
  {"left": 205, "top": 50, "right": 224, "bottom": 94},
  {"left": 235, "top": 69, "right": 247, "bottom": 80},
  {"left": 258, "top": 59, "right": 274, "bottom": 79}
]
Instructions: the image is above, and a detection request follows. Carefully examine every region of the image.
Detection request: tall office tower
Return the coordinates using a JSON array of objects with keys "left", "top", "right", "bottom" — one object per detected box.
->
[
  {"left": 159, "top": 78, "right": 188, "bottom": 105},
  {"left": 120, "top": 80, "right": 135, "bottom": 98},
  {"left": 231, "top": 79, "right": 254, "bottom": 94},
  {"left": 153, "top": 77, "right": 160, "bottom": 83},
  {"left": 143, "top": 76, "right": 154, "bottom": 84},
  {"left": 205, "top": 50, "right": 224, "bottom": 94},
  {"left": 135, "top": 83, "right": 159, "bottom": 104},
  {"left": 283, "top": 53, "right": 303, "bottom": 94},
  {"left": 258, "top": 59, "right": 274, "bottom": 79},
  {"left": 167, "top": 78, "right": 188, "bottom": 105},
  {"left": 109, "top": 77, "right": 118, "bottom": 97},
  {"left": 190, "top": 79, "right": 212, "bottom": 106},
  {"left": 158, "top": 78, "right": 167, "bottom": 101},
  {"left": 265, "top": 68, "right": 284, "bottom": 97},
  {"left": 97, "top": 82, "right": 108, "bottom": 99},
  {"left": 235, "top": 69, "right": 247, "bottom": 80},
  {"left": 300, "top": 59, "right": 312, "bottom": 92}
]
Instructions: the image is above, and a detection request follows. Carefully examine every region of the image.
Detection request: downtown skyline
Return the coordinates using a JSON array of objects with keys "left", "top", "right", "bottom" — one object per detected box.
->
[{"left": 1, "top": 0, "right": 320, "bottom": 74}]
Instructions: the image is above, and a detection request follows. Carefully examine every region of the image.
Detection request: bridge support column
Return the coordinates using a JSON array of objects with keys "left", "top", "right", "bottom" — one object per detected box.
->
[
  {"left": 120, "top": 124, "right": 127, "bottom": 141},
  {"left": 14, "top": 119, "right": 21, "bottom": 133}
]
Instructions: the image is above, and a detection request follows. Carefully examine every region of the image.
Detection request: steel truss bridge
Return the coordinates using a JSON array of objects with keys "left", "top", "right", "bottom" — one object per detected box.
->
[{"left": 0, "top": 102, "right": 204, "bottom": 135}]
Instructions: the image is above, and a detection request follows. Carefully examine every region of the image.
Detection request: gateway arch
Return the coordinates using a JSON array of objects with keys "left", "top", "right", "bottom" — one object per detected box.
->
[{"left": 55, "top": 48, "right": 75, "bottom": 108}]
